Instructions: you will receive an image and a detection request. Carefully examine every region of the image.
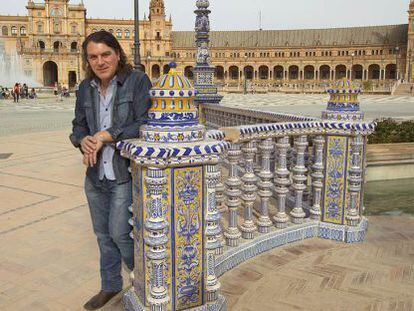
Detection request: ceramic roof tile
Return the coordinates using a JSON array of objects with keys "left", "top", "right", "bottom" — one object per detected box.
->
[{"left": 172, "top": 24, "right": 408, "bottom": 48}]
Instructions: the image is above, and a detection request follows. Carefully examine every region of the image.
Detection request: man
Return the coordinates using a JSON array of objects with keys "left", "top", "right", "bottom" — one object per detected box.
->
[{"left": 69, "top": 30, "right": 152, "bottom": 310}]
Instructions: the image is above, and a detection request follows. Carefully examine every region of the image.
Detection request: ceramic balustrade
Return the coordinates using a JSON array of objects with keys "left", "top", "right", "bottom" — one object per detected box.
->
[{"left": 207, "top": 118, "right": 376, "bottom": 248}]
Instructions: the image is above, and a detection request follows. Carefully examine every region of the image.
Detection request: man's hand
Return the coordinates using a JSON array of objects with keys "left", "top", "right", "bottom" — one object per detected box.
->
[
  {"left": 80, "top": 131, "right": 113, "bottom": 167},
  {"left": 83, "top": 152, "right": 95, "bottom": 167},
  {"left": 91, "top": 133, "right": 105, "bottom": 166},
  {"left": 80, "top": 136, "right": 97, "bottom": 154}
]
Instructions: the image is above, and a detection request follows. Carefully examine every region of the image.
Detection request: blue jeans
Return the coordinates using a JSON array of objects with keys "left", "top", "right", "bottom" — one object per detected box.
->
[{"left": 85, "top": 176, "right": 134, "bottom": 292}]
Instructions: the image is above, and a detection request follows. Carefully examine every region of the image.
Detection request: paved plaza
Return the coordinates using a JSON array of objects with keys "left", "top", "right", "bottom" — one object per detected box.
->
[{"left": 0, "top": 96, "right": 413, "bottom": 310}]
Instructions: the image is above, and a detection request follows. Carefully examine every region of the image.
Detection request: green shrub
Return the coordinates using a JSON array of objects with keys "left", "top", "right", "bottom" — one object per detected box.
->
[
  {"left": 362, "top": 80, "right": 373, "bottom": 92},
  {"left": 369, "top": 118, "right": 414, "bottom": 144}
]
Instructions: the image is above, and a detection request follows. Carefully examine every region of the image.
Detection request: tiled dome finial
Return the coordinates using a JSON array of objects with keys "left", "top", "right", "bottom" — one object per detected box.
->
[{"left": 141, "top": 64, "right": 205, "bottom": 143}]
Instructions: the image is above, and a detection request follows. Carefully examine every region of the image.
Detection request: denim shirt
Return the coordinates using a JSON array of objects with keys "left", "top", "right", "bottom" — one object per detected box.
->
[{"left": 70, "top": 70, "right": 152, "bottom": 184}]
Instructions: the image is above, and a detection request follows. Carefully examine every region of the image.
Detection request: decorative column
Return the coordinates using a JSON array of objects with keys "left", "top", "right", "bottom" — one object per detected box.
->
[
  {"left": 194, "top": 0, "right": 223, "bottom": 105},
  {"left": 214, "top": 163, "right": 226, "bottom": 255},
  {"left": 119, "top": 63, "right": 228, "bottom": 311},
  {"left": 310, "top": 135, "right": 325, "bottom": 220},
  {"left": 346, "top": 135, "right": 363, "bottom": 226},
  {"left": 319, "top": 80, "right": 376, "bottom": 243},
  {"left": 240, "top": 141, "right": 258, "bottom": 239},
  {"left": 273, "top": 136, "right": 290, "bottom": 228},
  {"left": 145, "top": 168, "right": 169, "bottom": 311},
  {"left": 321, "top": 79, "right": 366, "bottom": 227},
  {"left": 257, "top": 138, "right": 274, "bottom": 233},
  {"left": 205, "top": 164, "right": 222, "bottom": 301},
  {"left": 290, "top": 135, "right": 308, "bottom": 224},
  {"left": 224, "top": 143, "right": 242, "bottom": 246}
]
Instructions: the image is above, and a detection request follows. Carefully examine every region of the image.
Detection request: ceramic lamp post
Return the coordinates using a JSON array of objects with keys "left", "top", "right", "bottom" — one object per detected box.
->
[{"left": 193, "top": 0, "right": 223, "bottom": 105}]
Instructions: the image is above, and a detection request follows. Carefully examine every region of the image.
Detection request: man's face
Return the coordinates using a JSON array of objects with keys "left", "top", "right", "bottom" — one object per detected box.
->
[{"left": 86, "top": 42, "right": 120, "bottom": 83}]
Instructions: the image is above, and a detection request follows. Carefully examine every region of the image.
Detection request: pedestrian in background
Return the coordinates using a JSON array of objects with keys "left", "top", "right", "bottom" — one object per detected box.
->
[{"left": 12, "top": 83, "right": 20, "bottom": 103}]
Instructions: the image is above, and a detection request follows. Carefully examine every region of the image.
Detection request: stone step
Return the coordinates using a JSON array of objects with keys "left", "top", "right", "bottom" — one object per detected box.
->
[{"left": 393, "top": 83, "right": 414, "bottom": 95}]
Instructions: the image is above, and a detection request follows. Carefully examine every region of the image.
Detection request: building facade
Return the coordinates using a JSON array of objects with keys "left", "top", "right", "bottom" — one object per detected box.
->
[{"left": 0, "top": 0, "right": 413, "bottom": 88}]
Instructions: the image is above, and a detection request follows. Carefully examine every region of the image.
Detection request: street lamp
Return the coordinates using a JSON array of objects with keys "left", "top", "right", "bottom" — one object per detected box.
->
[
  {"left": 394, "top": 46, "right": 400, "bottom": 81},
  {"left": 133, "top": 0, "right": 143, "bottom": 71},
  {"left": 77, "top": 32, "right": 81, "bottom": 85},
  {"left": 244, "top": 55, "right": 248, "bottom": 94},
  {"left": 147, "top": 55, "right": 151, "bottom": 79},
  {"left": 350, "top": 52, "right": 355, "bottom": 80},
  {"left": 408, "top": 50, "right": 412, "bottom": 83}
]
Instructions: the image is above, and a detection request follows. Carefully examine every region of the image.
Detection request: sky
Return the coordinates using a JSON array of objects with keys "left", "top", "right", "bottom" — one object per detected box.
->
[{"left": 1, "top": 0, "right": 410, "bottom": 31}]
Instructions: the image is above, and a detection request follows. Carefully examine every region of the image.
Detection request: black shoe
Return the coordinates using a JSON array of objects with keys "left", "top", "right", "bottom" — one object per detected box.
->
[{"left": 83, "top": 290, "right": 120, "bottom": 310}]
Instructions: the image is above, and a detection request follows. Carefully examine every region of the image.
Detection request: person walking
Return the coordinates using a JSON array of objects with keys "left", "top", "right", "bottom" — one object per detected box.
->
[
  {"left": 12, "top": 83, "right": 20, "bottom": 103},
  {"left": 69, "top": 30, "right": 152, "bottom": 310}
]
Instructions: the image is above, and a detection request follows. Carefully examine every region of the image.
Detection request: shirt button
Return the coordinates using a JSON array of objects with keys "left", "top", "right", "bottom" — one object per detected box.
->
[
  {"left": 105, "top": 108, "right": 108, "bottom": 111},
  {"left": 104, "top": 161, "right": 107, "bottom": 164}
]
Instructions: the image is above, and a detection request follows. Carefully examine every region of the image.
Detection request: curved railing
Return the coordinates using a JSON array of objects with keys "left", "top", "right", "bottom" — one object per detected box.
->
[{"left": 205, "top": 117, "right": 375, "bottom": 276}]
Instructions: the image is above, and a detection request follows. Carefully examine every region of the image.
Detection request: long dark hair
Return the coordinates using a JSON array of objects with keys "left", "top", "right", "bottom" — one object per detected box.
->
[{"left": 82, "top": 30, "right": 133, "bottom": 80}]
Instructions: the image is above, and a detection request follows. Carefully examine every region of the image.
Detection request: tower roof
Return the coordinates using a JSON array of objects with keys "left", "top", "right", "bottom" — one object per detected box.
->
[{"left": 150, "top": 0, "right": 165, "bottom": 8}]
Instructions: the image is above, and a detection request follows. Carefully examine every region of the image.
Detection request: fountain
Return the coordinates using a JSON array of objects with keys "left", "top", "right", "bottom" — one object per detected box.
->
[{"left": 0, "top": 40, "right": 39, "bottom": 88}]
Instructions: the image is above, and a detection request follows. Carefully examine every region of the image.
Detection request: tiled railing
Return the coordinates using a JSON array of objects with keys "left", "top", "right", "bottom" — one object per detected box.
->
[
  {"left": 205, "top": 118, "right": 375, "bottom": 276},
  {"left": 199, "top": 103, "right": 316, "bottom": 129}
]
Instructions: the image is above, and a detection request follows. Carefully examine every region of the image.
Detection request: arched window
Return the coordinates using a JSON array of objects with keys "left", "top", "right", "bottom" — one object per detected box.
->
[
  {"left": 385, "top": 64, "right": 397, "bottom": 80},
  {"left": 304, "top": 65, "right": 315, "bottom": 80},
  {"left": 273, "top": 65, "right": 284, "bottom": 80},
  {"left": 20, "top": 26, "right": 26, "bottom": 36},
  {"left": 258, "top": 65, "right": 269, "bottom": 80},
  {"left": 1, "top": 26, "right": 8, "bottom": 36},
  {"left": 351, "top": 64, "right": 363, "bottom": 80},
  {"left": 11, "top": 26, "right": 17, "bottom": 36},
  {"left": 368, "top": 64, "right": 380, "bottom": 80},
  {"left": 288, "top": 65, "right": 299, "bottom": 80},
  {"left": 215, "top": 66, "right": 225, "bottom": 80},
  {"left": 125, "top": 30, "right": 130, "bottom": 39},
  {"left": 53, "top": 41, "right": 60, "bottom": 52},
  {"left": 244, "top": 66, "right": 254, "bottom": 80},
  {"left": 39, "top": 40, "right": 45, "bottom": 51},
  {"left": 151, "top": 64, "right": 161, "bottom": 79},
  {"left": 319, "top": 65, "right": 330, "bottom": 80},
  {"left": 184, "top": 66, "right": 194, "bottom": 79},
  {"left": 70, "top": 42, "right": 78, "bottom": 52},
  {"left": 116, "top": 29, "right": 122, "bottom": 38},
  {"left": 228, "top": 66, "right": 239, "bottom": 80},
  {"left": 335, "top": 64, "right": 347, "bottom": 79}
]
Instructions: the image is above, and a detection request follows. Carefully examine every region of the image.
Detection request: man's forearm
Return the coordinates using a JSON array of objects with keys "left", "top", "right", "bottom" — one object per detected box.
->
[{"left": 94, "top": 130, "right": 114, "bottom": 143}]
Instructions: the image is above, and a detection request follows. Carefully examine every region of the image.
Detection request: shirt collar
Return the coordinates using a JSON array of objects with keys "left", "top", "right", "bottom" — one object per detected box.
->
[{"left": 90, "top": 75, "right": 118, "bottom": 90}]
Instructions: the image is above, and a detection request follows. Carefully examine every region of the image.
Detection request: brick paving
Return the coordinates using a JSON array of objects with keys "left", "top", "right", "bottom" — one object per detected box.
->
[{"left": 0, "top": 98, "right": 413, "bottom": 310}]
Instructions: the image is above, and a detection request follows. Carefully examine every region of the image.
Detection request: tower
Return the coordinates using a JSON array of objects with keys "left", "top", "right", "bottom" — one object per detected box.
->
[
  {"left": 407, "top": 1, "right": 414, "bottom": 82},
  {"left": 193, "top": 0, "right": 223, "bottom": 105},
  {"left": 149, "top": 0, "right": 165, "bottom": 19}
]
